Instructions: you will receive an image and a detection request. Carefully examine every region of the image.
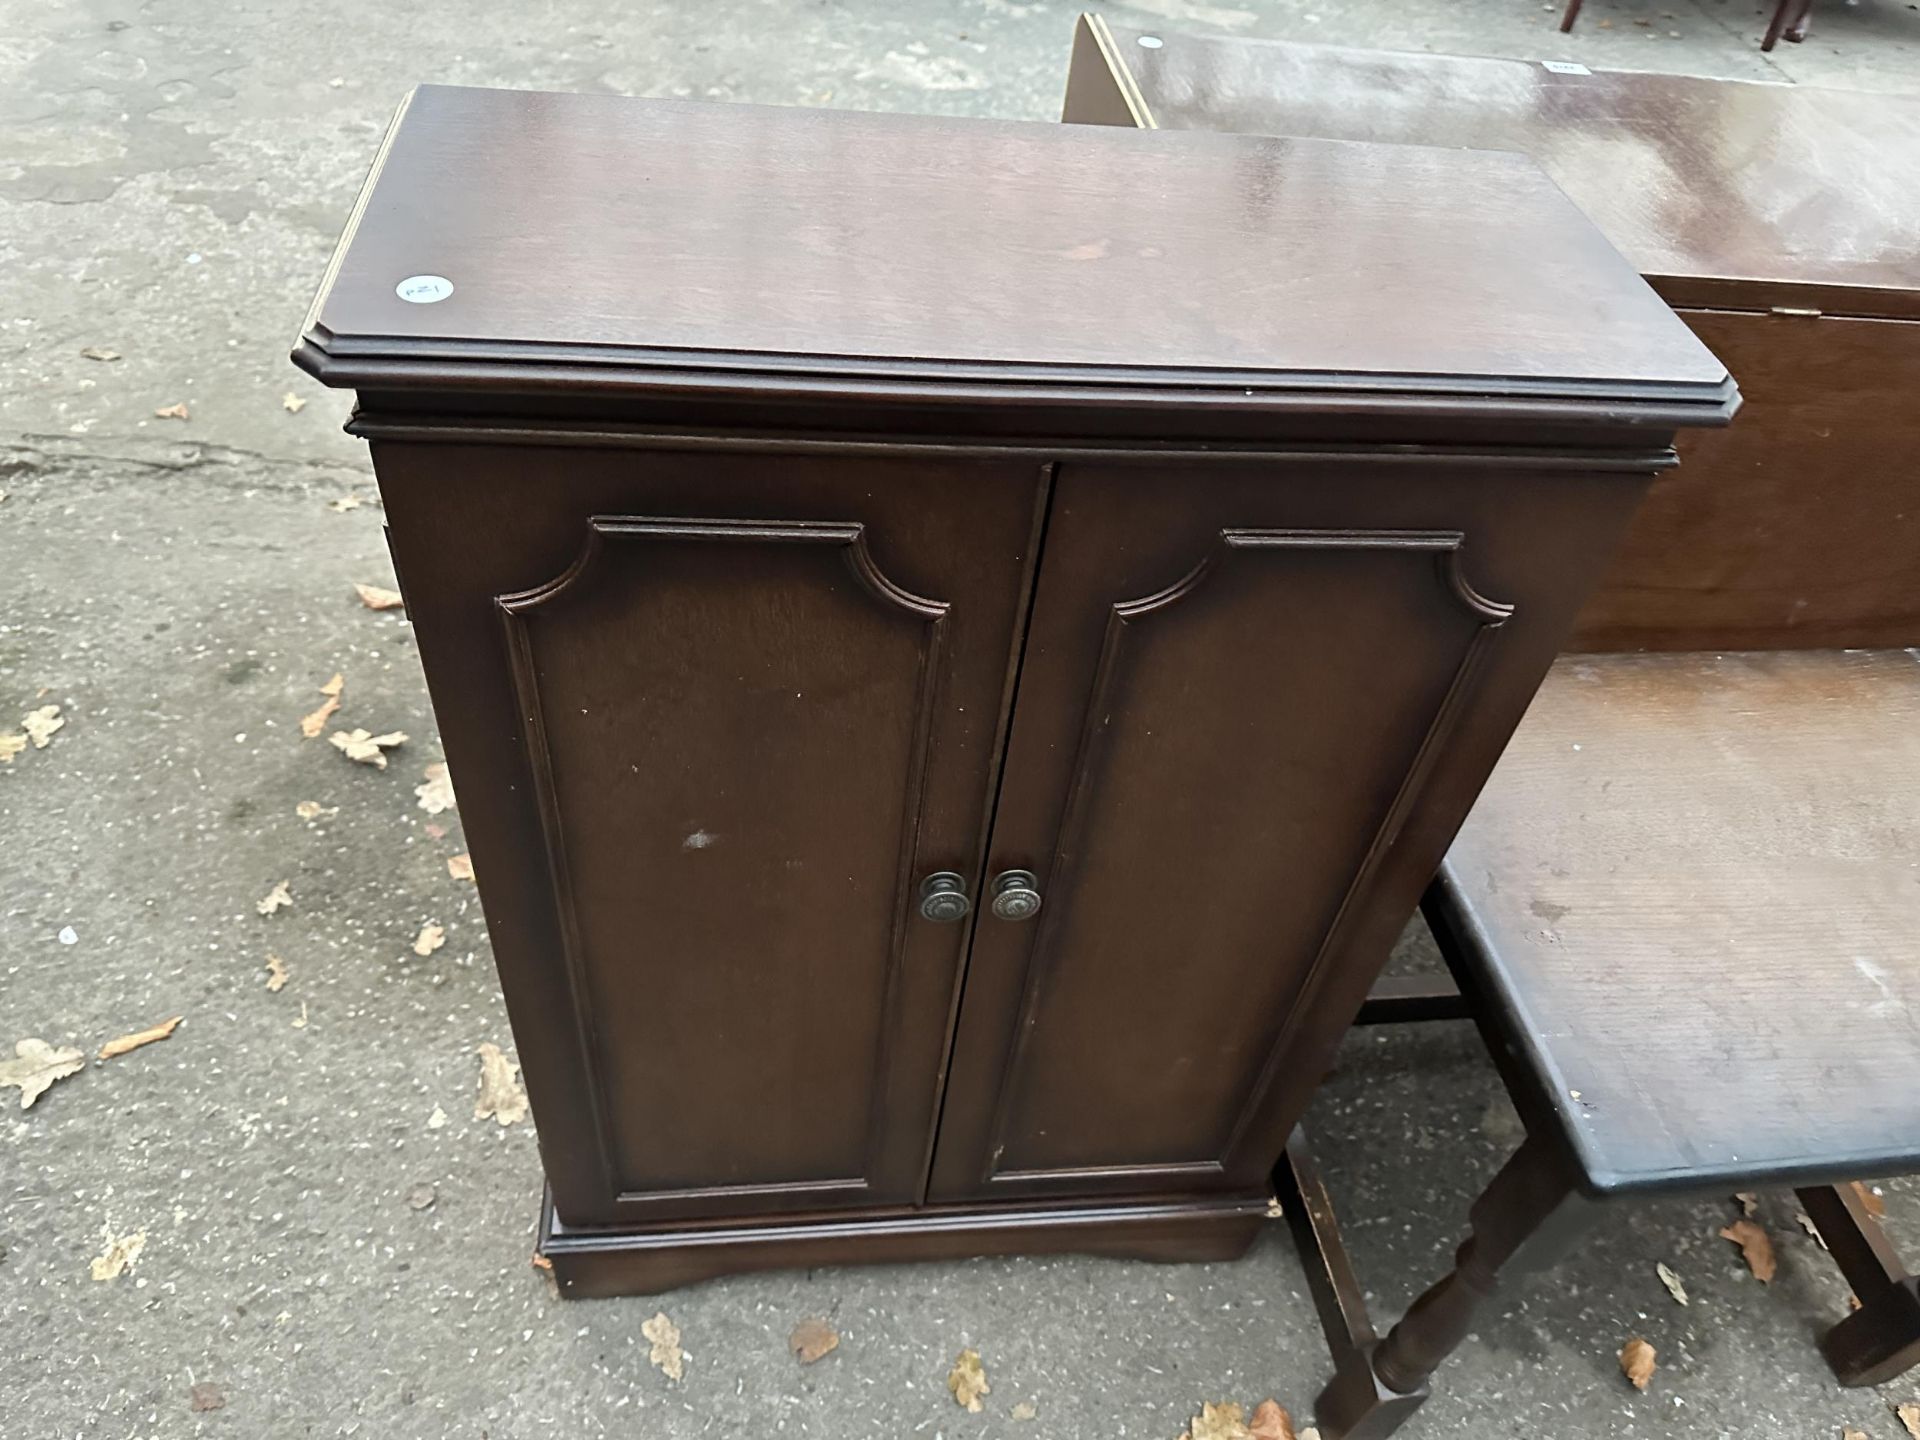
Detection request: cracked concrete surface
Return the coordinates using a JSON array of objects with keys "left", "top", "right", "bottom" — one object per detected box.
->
[{"left": 2, "top": 1, "right": 1916, "bottom": 1436}]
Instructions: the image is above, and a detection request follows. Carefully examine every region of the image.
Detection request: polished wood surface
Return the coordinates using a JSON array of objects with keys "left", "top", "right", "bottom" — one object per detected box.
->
[
  {"left": 1434, "top": 650, "right": 1920, "bottom": 1193},
  {"left": 297, "top": 85, "right": 1727, "bottom": 413},
  {"left": 1069, "top": 20, "right": 1920, "bottom": 317}
]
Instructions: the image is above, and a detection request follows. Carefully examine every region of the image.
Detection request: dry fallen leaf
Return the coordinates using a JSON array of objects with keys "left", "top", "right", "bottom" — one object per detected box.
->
[
  {"left": 447, "top": 853, "right": 475, "bottom": 882},
  {"left": 329, "top": 728, "right": 408, "bottom": 768},
  {"left": 188, "top": 1382, "right": 225, "bottom": 1413},
  {"left": 1733, "top": 1191, "right": 1759, "bottom": 1217},
  {"left": 0, "top": 732, "right": 26, "bottom": 764},
  {"left": 294, "top": 800, "right": 337, "bottom": 821},
  {"left": 413, "top": 922, "right": 446, "bottom": 957},
  {"left": 1843, "top": 1429, "right": 1868, "bottom": 1440},
  {"left": 265, "top": 953, "right": 289, "bottom": 992},
  {"left": 354, "top": 582, "right": 404, "bottom": 611},
  {"left": 90, "top": 1228, "right": 147, "bottom": 1281},
  {"left": 1010, "top": 1401, "right": 1037, "bottom": 1422},
  {"left": 0, "top": 1038, "right": 85, "bottom": 1109},
  {"left": 1620, "top": 1336, "right": 1656, "bottom": 1390},
  {"left": 299, "top": 674, "right": 344, "bottom": 739},
  {"left": 1853, "top": 1182, "right": 1888, "bottom": 1220},
  {"left": 256, "top": 880, "right": 292, "bottom": 915},
  {"left": 415, "top": 763, "right": 456, "bottom": 814},
  {"left": 1720, "top": 1217, "right": 1778, "bottom": 1283},
  {"left": 153, "top": 402, "right": 190, "bottom": 420},
  {"left": 947, "top": 1349, "right": 990, "bottom": 1413},
  {"left": 328, "top": 493, "right": 363, "bottom": 512},
  {"left": 1898, "top": 1405, "right": 1920, "bottom": 1440},
  {"left": 22, "top": 705, "right": 64, "bottom": 749},
  {"left": 789, "top": 1316, "right": 840, "bottom": 1364},
  {"left": 1795, "top": 1211, "right": 1828, "bottom": 1250},
  {"left": 81, "top": 346, "right": 122, "bottom": 362},
  {"left": 1249, "top": 1398, "right": 1296, "bottom": 1440},
  {"left": 474, "top": 1042, "right": 528, "bottom": 1126},
  {"left": 1656, "top": 1261, "right": 1689, "bottom": 1306},
  {"left": 1190, "top": 1401, "right": 1253, "bottom": 1440},
  {"left": 281, "top": 392, "right": 307, "bottom": 414},
  {"left": 643, "top": 1311, "right": 685, "bottom": 1380},
  {"left": 98, "top": 1015, "right": 182, "bottom": 1060}
]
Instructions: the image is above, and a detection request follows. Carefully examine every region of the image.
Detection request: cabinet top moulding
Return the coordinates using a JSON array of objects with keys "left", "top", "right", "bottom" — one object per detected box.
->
[{"left": 292, "top": 85, "right": 1734, "bottom": 445}]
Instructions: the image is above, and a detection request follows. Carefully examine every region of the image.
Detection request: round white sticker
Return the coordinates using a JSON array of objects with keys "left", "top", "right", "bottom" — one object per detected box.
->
[{"left": 395, "top": 274, "right": 454, "bottom": 304}]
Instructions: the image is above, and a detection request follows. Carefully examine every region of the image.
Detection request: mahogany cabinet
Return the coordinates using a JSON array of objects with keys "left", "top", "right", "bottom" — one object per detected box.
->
[{"left": 293, "top": 85, "right": 1734, "bottom": 1294}]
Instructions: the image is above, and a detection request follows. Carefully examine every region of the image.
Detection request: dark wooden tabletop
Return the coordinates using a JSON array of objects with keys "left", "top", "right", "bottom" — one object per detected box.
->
[
  {"left": 1435, "top": 650, "right": 1920, "bottom": 1194},
  {"left": 297, "top": 84, "right": 1727, "bottom": 410},
  {"left": 1092, "top": 23, "right": 1920, "bottom": 317}
]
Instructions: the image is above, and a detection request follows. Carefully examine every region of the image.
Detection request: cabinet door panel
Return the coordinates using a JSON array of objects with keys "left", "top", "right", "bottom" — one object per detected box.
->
[
  {"left": 929, "top": 458, "right": 1644, "bottom": 1202},
  {"left": 375, "top": 443, "right": 1047, "bottom": 1225}
]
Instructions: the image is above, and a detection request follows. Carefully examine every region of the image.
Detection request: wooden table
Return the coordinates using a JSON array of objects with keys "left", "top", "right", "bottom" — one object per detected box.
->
[
  {"left": 292, "top": 85, "right": 1731, "bottom": 1295},
  {"left": 1064, "top": 18, "right": 1920, "bottom": 653}
]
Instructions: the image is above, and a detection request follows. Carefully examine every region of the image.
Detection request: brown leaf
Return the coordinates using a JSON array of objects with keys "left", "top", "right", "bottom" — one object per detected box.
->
[
  {"left": 153, "top": 402, "right": 190, "bottom": 420},
  {"left": 329, "top": 728, "right": 407, "bottom": 767},
  {"left": 265, "top": 953, "right": 289, "bottom": 992},
  {"left": 1249, "top": 1398, "right": 1296, "bottom": 1440},
  {"left": 1720, "top": 1217, "right": 1778, "bottom": 1283},
  {"left": 474, "top": 1042, "right": 528, "bottom": 1126},
  {"left": 1898, "top": 1403, "right": 1920, "bottom": 1440},
  {"left": 1656, "top": 1261, "right": 1689, "bottom": 1305},
  {"left": 413, "top": 923, "right": 446, "bottom": 957},
  {"left": 318, "top": 673, "right": 345, "bottom": 698},
  {"left": 354, "top": 582, "right": 404, "bottom": 611},
  {"left": 447, "top": 853, "right": 475, "bottom": 882},
  {"left": 256, "top": 880, "right": 293, "bottom": 915},
  {"left": 1795, "top": 1211, "right": 1828, "bottom": 1250},
  {"left": 281, "top": 392, "right": 307, "bottom": 413},
  {"left": 0, "top": 732, "right": 25, "bottom": 764},
  {"left": 89, "top": 1227, "right": 146, "bottom": 1281},
  {"left": 1732, "top": 1191, "right": 1759, "bottom": 1217},
  {"left": 642, "top": 1311, "right": 684, "bottom": 1380},
  {"left": 1852, "top": 1181, "right": 1888, "bottom": 1220},
  {"left": 415, "top": 762, "right": 456, "bottom": 814},
  {"left": 0, "top": 1037, "right": 85, "bottom": 1109},
  {"left": 1190, "top": 1401, "right": 1253, "bottom": 1440},
  {"left": 188, "top": 1382, "right": 225, "bottom": 1412},
  {"left": 946, "top": 1348, "right": 990, "bottom": 1412},
  {"left": 299, "top": 675, "right": 344, "bottom": 739},
  {"left": 22, "top": 704, "right": 64, "bottom": 749},
  {"left": 81, "top": 346, "right": 122, "bottom": 361},
  {"left": 1620, "top": 1336, "right": 1656, "bottom": 1390},
  {"left": 788, "top": 1316, "right": 840, "bottom": 1364},
  {"left": 98, "top": 1015, "right": 182, "bottom": 1060},
  {"left": 1845, "top": 1428, "right": 1869, "bottom": 1440}
]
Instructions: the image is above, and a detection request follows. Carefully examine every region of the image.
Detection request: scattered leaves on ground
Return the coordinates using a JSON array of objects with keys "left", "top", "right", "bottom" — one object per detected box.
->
[
  {"left": 415, "top": 763, "right": 456, "bottom": 814},
  {"left": 328, "top": 494, "right": 363, "bottom": 512},
  {"left": 300, "top": 674, "right": 344, "bottom": 738},
  {"left": 22, "top": 705, "right": 64, "bottom": 748},
  {"left": 1249, "top": 1399, "right": 1296, "bottom": 1440},
  {"left": 788, "top": 1317, "right": 840, "bottom": 1364},
  {"left": 281, "top": 392, "right": 307, "bottom": 413},
  {"left": 1853, "top": 1182, "right": 1888, "bottom": 1220},
  {"left": 1720, "top": 1217, "right": 1778, "bottom": 1283},
  {"left": 946, "top": 1349, "right": 990, "bottom": 1412},
  {"left": 406, "top": 1183, "right": 437, "bottom": 1211},
  {"left": 1, "top": 1038, "right": 85, "bottom": 1109},
  {"left": 1898, "top": 1404, "right": 1920, "bottom": 1440},
  {"left": 1620, "top": 1336, "right": 1656, "bottom": 1390},
  {"left": 354, "top": 582, "right": 404, "bottom": 611},
  {"left": 413, "top": 923, "right": 446, "bottom": 957},
  {"left": 474, "top": 1042, "right": 528, "bottom": 1126},
  {"left": 153, "top": 402, "right": 190, "bottom": 420},
  {"left": 1185, "top": 1401, "right": 1252, "bottom": 1440},
  {"left": 0, "top": 732, "right": 25, "bottom": 764},
  {"left": 643, "top": 1311, "right": 685, "bottom": 1380},
  {"left": 98, "top": 1015, "right": 182, "bottom": 1060},
  {"left": 188, "top": 1382, "right": 225, "bottom": 1413},
  {"left": 447, "top": 853, "right": 474, "bottom": 882},
  {"left": 330, "top": 728, "right": 408, "bottom": 767},
  {"left": 1656, "top": 1261, "right": 1689, "bottom": 1305},
  {"left": 1010, "top": 1401, "right": 1037, "bottom": 1422},
  {"left": 90, "top": 1228, "right": 147, "bottom": 1281},
  {"left": 81, "top": 346, "right": 122, "bottom": 362},
  {"left": 427, "top": 1104, "right": 448, "bottom": 1130},
  {"left": 1795, "top": 1211, "right": 1828, "bottom": 1249},
  {"left": 265, "top": 953, "right": 289, "bottom": 992},
  {"left": 256, "top": 880, "right": 292, "bottom": 915},
  {"left": 1732, "top": 1191, "right": 1759, "bottom": 1217}
]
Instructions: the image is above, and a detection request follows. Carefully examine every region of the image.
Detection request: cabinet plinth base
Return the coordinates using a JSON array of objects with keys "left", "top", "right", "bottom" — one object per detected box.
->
[{"left": 536, "top": 1188, "right": 1271, "bottom": 1297}]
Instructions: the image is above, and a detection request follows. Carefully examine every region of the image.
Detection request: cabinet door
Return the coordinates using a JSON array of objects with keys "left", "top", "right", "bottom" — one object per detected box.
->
[
  {"left": 374, "top": 441, "right": 1048, "bottom": 1226},
  {"left": 928, "top": 457, "right": 1645, "bottom": 1203}
]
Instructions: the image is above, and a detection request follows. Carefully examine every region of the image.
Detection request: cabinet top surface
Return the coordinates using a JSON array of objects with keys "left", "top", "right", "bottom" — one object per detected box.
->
[
  {"left": 296, "top": 85, "right": 1730, "bottom": 416},
  {"left": 1098, "top": 24, "right": 1920, "bottom": 316}
]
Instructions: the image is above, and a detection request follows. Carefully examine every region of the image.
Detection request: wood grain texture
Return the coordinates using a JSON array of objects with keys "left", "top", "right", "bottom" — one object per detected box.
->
[
  {"left": 1074, "top": 20, "right": 1920, "bottom": 317},
  {"left": 1434, "top": 650, "right": 1920, "bottom": 1193},
  {"left": 294, "top": 84, "right": 1728, "bottom": 414}
]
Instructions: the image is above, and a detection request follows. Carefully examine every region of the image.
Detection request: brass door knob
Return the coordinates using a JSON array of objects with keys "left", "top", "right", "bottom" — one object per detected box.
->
[
  {"left": 989, "top": 870, "right": 1042, "bottom": 921},
  {"left": 918, "top": 872, "right": 971, "bottom": 922}
]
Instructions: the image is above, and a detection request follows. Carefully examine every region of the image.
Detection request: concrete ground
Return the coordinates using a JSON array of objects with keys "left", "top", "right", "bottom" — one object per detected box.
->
[{"left": 2, "top": 0, "right": 1916, "bottom": 1435}]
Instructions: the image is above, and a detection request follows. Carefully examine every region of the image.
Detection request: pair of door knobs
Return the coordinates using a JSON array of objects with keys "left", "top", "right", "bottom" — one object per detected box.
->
[{"left": 919, "top": 870, "right": 1041, "bottom": 923}]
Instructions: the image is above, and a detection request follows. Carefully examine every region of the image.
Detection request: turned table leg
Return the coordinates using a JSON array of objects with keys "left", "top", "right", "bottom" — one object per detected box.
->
[
  {"left": 1797, "top": 1183, "right": 1920, "bottom": 1386},
  {"left": 1317, "top": 1136, "right": 1601, "bottom": 1439}
]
